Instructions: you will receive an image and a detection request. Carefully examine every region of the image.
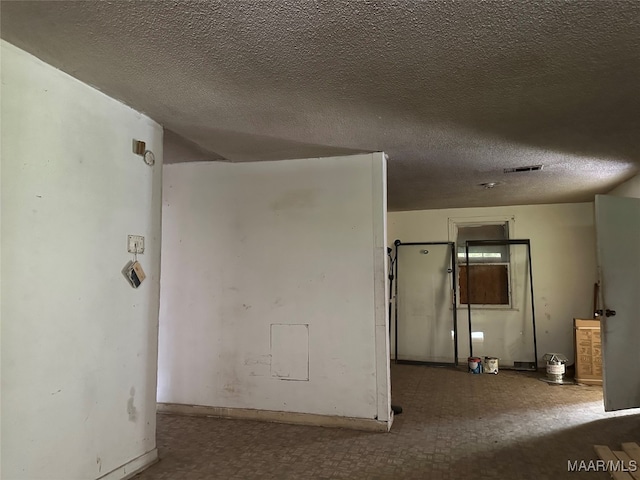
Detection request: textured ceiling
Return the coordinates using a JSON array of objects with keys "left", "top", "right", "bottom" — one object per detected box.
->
[{"left": 2, "top": 1, "right": 639, "bottom": 210}]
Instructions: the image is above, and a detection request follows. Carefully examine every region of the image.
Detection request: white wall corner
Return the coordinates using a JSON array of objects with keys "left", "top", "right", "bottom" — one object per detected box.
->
[
  {"left": 371, "top": 152, "right": 392, "bottom": 424},
  {"left": 608, "top": 173, "right": 640, "bottom": 198}
]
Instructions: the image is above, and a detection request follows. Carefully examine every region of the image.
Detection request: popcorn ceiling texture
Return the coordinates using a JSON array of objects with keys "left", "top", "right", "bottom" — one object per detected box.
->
[{"left": 2, "top": 1, "right": 639, "bottom": 210}]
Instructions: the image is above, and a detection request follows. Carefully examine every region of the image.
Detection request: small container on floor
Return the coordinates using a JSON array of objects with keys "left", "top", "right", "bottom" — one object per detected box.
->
[
  {"left": 468, "top": 356, "right": 483, "bottom": 374},
  {"left": 484, "top": 356, "right": 499, "bottom": 374},
  {"left": 543, "top": 353, "right": 569, "bottom": 383}
]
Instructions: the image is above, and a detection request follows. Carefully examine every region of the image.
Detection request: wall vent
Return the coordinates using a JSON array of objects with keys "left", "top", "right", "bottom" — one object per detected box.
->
[{"left": 503, "top": 165, "right": 544, "bottom": 174}]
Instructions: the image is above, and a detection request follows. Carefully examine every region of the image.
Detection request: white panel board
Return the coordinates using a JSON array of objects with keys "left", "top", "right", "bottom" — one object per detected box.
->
[{"left": 271, "top": 324, "right": 309, "bottom": 381}]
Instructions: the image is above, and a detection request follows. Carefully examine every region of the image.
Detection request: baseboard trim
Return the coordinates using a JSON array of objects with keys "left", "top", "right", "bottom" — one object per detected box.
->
[
  {"left": 157, "top": 403, "right": 392, "bottom": 432},
  {"left": 575, "top": 377, "right": 603, "bottom": 385},
  {"left": 97, "top": 448, "right": 158, "bottom": 480}
]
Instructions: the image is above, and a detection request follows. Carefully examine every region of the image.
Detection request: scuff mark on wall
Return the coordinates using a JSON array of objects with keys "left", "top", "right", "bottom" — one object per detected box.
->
[
  {"left": 244, "top": 354, "right": 271, "bottom": 377},
  {"left": 244, "top": 355, "right": 271, "bottom": 366},
  {"left": 223, "top": 384, "right": 236, "bottom": 394}
]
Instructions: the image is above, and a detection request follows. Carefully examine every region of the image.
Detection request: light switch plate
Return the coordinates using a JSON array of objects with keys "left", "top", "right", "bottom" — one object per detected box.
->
[{"left": 127, "top": 235, "right": 145, "bottom": 254}]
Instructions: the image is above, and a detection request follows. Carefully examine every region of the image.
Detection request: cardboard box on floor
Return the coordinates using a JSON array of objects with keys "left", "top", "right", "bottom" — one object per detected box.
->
[{"left": 574, "top": 318, "right": 602, "bottom": 385}]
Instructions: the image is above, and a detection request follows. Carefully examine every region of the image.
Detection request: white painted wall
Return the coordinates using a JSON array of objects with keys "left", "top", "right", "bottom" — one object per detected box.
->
[
  {"left": 388, "top": 203, "right": 597, "bottom": 364},
  {"left": 609, "top": 173, "right": 640, "bottom": 198},
  {"left": 1, "top": 41, "right": 163, "bottom": 479},
  {"left": 158, "top": 153, "right": 391, "bottom": 423}
]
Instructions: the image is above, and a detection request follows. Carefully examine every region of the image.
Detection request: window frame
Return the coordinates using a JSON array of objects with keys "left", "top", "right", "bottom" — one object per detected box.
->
[{"left": 448, "top": 215, "right": 516, "bottom": 310}]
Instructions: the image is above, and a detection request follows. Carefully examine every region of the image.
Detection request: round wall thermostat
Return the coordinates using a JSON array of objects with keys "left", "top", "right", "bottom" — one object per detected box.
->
[{"left": 143, "top": 150, "right": 155, "bottom": 166}]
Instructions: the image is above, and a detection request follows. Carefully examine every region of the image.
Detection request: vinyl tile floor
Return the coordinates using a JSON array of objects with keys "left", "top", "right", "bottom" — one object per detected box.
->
[{"left": 135, "top": 364, "right": 640, "bottom": 479}]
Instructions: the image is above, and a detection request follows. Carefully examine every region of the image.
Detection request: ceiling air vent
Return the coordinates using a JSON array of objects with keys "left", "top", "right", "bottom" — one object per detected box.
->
[{"left": 503, "top": 165, "right": 544, "bottom": 174}]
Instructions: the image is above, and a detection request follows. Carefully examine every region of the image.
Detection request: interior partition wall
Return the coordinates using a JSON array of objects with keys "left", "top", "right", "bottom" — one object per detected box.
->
[
  {"left": 393, "top": 242, "right": 458, "bottom": 365},
  {"left": 465, "top": 239, "right": 538, "bottom": 370}
]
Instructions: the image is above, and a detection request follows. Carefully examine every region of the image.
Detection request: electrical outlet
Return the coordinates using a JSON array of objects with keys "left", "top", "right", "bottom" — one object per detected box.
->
[{"left": 127, "top": 235, "right": 145, "bottom": 254}]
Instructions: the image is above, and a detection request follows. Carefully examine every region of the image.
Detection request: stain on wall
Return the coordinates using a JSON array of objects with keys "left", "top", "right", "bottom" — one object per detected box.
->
[{"left": 127, "top": 387, "right": 138, "bottom": 422}]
